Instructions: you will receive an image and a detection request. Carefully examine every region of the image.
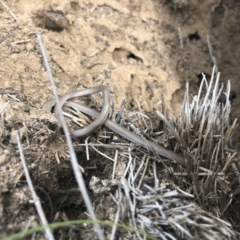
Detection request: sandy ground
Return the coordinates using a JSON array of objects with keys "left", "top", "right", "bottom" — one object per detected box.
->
[{"left": 1, "top": 0, "right": 240, "bottom": 239}]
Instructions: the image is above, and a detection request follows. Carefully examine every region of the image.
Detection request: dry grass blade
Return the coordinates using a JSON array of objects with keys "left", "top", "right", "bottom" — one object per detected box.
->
[
  {"left": 207, "top": 36, "right": 219, "bottom": 74},
  {"left": 17, "top": 134, "right": 54, "bottom": 240},
  {"left": 37, "top": 33, "right": 105, "bottom": 240},
  {"left": 0, "top": 0, "right": 19, "bottom": 22}
]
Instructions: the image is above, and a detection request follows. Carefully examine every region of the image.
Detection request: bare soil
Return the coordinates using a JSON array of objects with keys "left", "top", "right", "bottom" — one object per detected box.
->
[{"left": 1, "top": 0, "right": 240, "bottom": 239}]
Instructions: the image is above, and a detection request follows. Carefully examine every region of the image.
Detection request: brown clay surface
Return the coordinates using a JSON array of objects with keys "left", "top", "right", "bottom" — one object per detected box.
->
[{"left": 1, "top": 0, "right": 240, "bottom": 239}]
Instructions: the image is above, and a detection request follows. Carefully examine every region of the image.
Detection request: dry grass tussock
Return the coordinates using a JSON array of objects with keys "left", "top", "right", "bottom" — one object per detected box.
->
[{"left": 119, "top": 67, "right": 240, "bottom": 239}]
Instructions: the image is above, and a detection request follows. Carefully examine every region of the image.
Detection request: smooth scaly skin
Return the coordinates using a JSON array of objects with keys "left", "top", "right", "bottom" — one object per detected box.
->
[
  {"left": 43, "top": 86, "right": 186, "bottom": 166},
  {"left": 53, "top": 86, "right": 110, "bottom": 139}
]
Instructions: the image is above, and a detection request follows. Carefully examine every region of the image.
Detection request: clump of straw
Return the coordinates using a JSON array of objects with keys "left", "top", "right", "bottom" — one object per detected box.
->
[{"left": 116, "top": 67, "right": 239, "bottom": 239}]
